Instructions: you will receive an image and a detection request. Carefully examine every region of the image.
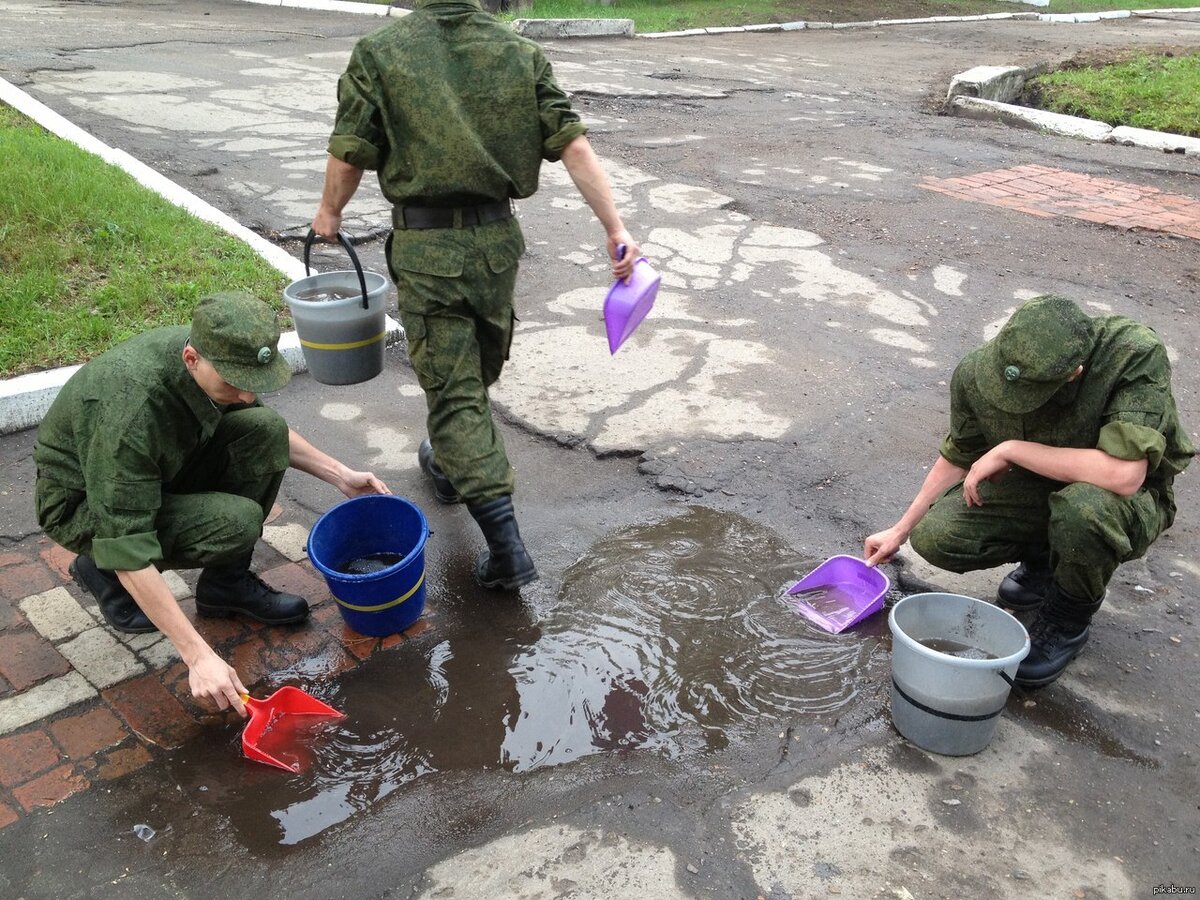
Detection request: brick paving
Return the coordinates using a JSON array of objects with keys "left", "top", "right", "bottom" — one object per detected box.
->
[
  {"left": 920, "top": 164, "right": 1200, "bottom": 241},
  {"left": 0, "top": 517, "right": 430, "bottom": 831}
]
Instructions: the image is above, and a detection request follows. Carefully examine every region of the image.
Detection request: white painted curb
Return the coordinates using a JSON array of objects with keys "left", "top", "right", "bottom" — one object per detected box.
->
[{"left": 0, "top": 77, "right": 402, "bottom": 435}]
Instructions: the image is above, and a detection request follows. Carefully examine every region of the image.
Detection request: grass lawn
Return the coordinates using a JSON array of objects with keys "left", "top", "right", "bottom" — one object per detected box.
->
[
  {"left": 1028, "top": 51, "right": 1200, "bottom": 137},
  {"left": 481, "top": 0, "right": 1200, "bottom": 31},
  {"left": 0, "top": 104, "right": 288, "bottom": 379}
]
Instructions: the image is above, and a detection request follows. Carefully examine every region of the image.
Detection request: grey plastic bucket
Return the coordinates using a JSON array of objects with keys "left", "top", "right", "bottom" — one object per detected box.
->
[
  {"left": 888, "top": 592, "right": 1030, "bottom": 756},
  {"left": 284, "top": 230, "right": 390, "bottom": 386}
]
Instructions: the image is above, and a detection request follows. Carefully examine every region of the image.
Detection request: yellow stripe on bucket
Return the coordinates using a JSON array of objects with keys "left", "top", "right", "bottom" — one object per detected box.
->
[
  {"left": 333, "top": 570, "right": 425, "bottom": 613},
  {"left": 300, "top": 331, "right": 386, "bottom": 352}
]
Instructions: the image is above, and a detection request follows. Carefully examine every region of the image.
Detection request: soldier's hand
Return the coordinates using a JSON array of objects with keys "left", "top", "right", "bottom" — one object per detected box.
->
[
  {"left": 341, "top": 469, "right": 391, "bottom": 497},
  {"left": 312, "top": 209, "right": 342, "bottom": 243},
  {"left": 609, "top": 230, "right": 639, "bottom": 283},
  {"left": 189, "top": 652, "right": 248, "bottom": 718},
  {"left": 963, "top": 450, "right": 1011, "bottom": 507},
  {"left": 864, "top": 527, "right": 905, "bottom": 567}
]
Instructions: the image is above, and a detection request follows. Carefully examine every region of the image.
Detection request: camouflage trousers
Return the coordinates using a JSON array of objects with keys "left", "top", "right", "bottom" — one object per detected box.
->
[
  {"left": 388, "top": 216, "right": 525, "bottom": 504},
  {"left": 909, "top": 469, "right": 1170, "bottom": 602},
  {"left": 36, "top": 407, "right": 289, "bottom": 571}
]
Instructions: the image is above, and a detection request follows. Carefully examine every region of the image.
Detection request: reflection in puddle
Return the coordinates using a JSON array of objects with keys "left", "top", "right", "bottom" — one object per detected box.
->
[{"left": 173, "top": 508, "right": 883, "bottom": 849}]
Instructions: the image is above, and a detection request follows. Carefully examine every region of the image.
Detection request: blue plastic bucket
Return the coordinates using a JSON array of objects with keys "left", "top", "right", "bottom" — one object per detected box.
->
[{"left": 307, "top": 495, "right": 429, "bottom": 637}]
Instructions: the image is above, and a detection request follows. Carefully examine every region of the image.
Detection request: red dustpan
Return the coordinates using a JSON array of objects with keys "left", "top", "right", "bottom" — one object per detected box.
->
[
  {"left": 603, "top": 247, "right": 660, "bottom": 354},
  {"left": 239, "top": 686, "right": 344, "bottom": 772}
]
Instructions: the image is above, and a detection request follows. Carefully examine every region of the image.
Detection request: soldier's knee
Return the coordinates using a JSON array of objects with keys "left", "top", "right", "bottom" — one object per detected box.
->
[
  {"left": 216, "top": 495, "right": 265, "bottom": 551},
  {"left": 227, "top": 406, "right": 288, "bottom": 447},
  {"left": 1049, "top": 482, "right": 1116, "bottom": 536},
  {"left": 909, "top": 521, "right": 950, "bottom": 569}
]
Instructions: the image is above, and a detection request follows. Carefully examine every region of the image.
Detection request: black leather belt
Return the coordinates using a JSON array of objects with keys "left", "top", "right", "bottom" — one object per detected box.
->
[{"left": 392, "top": 200, "right": 514, "bottom": 230}]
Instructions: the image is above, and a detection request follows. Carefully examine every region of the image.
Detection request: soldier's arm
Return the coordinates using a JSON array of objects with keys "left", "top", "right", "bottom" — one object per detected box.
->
[
  {"left": 966, "top": 441, "right": 1147, "bottom": 503},
  {"left": 312, "top": 155, "right": 365, "bottom": 241},
  {"left": 115, "top": 566, "right": 248, "bottom": 716},
  {"left": 286, "top": 427, "right": 390, "bottom": 497},
  {"left": 864, "top": 454, "right": 969, "bottom": 566},
  {"left": 559, "top": 136, "right": 638, "bottom": 282}
]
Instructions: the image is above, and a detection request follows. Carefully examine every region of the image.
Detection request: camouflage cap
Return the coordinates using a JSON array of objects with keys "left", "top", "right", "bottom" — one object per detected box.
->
[
  {"left": 189, "top": 292, "right": 291, "bottom": 394},
  {"left": 977, "top": 295, "right": 1095, "bottom": 415}
]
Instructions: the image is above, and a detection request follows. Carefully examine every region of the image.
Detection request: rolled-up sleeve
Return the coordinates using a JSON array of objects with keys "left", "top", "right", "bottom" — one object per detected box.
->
[
  {"left": 1098, "top": 419, "right": 1166, "bottom": 472},
  {"left": 1098, "top": 341, "right": 1174, "bottom": 474},
  {"left": 534, "top": 55, "right": 587, "bottom": 161},
  {"left": 327, "top": 48, "right": 386, "bottom": 171}
]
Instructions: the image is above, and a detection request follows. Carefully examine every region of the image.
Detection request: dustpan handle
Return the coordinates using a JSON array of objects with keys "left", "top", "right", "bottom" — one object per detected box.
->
[{"left": 303, "top": 229, "right": 371, "bottom": 310}]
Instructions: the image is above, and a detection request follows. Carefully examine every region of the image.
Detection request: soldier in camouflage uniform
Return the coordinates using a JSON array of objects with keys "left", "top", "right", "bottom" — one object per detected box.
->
[
  {"left": 35, "top": 293, "right": 390, "bottom": 715},
  {"left": 865, "top": 296, "right": 1193, "bottom": 687},
  {"left": 310, "top": 0, "right": 639, "bottom": 591}
]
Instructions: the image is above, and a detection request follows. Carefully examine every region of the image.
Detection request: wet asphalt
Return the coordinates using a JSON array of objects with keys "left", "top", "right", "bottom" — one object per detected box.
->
[{"left": 1, "top": 1, "right": 1199, "bottom": 897}]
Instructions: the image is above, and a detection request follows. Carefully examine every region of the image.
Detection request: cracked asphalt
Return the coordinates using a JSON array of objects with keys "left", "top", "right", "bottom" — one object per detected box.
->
[{"left": 1, "top": 0, "right": 1199, "bottom": 896}]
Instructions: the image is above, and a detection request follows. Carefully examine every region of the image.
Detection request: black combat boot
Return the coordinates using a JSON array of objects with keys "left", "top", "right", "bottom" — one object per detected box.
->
[
  {"left": 196, "top": 558, "right": 309, "bottom": 624},
  {"left": 69, "top": 555, "right": 157, "bottom": 634},
  {"left": 997, "top": 554, "right": 1053, "bottom": 612},
  {"left": 1015, "top": 585, "right": 1104, "bottom": 688},
  {"left": 467, "top": 496, "right": 538, "bottom": 590},
  {"left": 418, "top": 439, "right": 462, "bottom": 504}
]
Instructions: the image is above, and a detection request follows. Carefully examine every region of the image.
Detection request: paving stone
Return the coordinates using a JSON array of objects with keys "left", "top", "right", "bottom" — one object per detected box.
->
[
  {"left": 0, "top": 560, "right": 57, "bottom": 604},
  {"left": 57, "top": 628, "right": 145, "bottom": 690},
  {"left": 50, "top": 706, "right": 129, "bottom": 759},
  {"left": 404, "top": 618, "right": 432, "bottom": 640},
  {"left": 0, "top": 553, "right": 26, "bottom": 567},
  {"left": 138, "top": 638, "right": 181, "bottom": 670},
  {"left": 13, "top": 764, "right": 87, "bottom": 812},
  {"left": 37, "top": 542, "right": 75, "bottom": 582},
  {"left": 102, "top": 675, "right": 202, "bottom": 749},
  {"left": 262, "top": 561, "right": 330, "bottom": 608},
  {"left": 230, "top": 637, "right": 272, "bottom": 688},
  {"left": 262, "top": 523, "right": 311, "bottom": 562},
  {"left": 0, "top": 672, "right": 96, "bottom": 735},
  {"left": 0, "top": 801, "right": 17, "bottom": 829},
  {"left": 19, "top": 587, "right": 96, "bottom": 641},
  {"left": 162, "top": 570, "right": 191, "bottom": 601},
  {"left": 0, "top": 631, "right": 72, "bottom": 690},
  {"left": 0, "top": 730, "right": 61, "bottom": 787},
  {"left": 94, "top": 744, "right": 153, "bottom": 781},
  {"left": 0, "top": 596, "right": 24, "bottom": 631}
]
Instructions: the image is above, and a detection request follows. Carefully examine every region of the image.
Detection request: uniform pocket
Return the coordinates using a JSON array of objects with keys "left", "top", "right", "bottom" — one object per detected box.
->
[
  {"left": 482, "top": 220, "right": 526, "bottom": 274},
  {"left": 97, "top": 478, "right": 161, "bottom": 512}
]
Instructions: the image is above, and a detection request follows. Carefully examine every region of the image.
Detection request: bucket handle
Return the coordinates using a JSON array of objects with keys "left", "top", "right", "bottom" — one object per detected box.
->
[{"left": 303, "top": 229, "right": 371, "bottom": 310}]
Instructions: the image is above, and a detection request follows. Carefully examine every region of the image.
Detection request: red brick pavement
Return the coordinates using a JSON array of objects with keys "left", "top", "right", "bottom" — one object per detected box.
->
[
  {"left": 920, "top": 164, "right": 1200, "bottom": 240},
  {"left": 0, "top": 523, "right": 435, "bottom": 832}
]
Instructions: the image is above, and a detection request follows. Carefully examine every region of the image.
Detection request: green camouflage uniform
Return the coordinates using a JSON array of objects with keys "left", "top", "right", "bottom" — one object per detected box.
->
[
  {"left": 34, "top": 327, "right": 291, "bottom": 572},
  {"left": 326, "top": 0, "right": 586, "bottom": 503},
  {"left": 910, "top": 312, "right": 1194, "bottom": 601}
]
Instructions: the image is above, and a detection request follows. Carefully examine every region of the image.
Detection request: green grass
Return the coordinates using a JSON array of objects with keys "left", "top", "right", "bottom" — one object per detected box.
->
[
  {"left": 477, "top": 0, "right": 1200, "bottom": 30},
  {"left": 1030, "top": 52, "right": 1200, "bottom": 137},
  {"left": 0, "top": 104, "right": 288, "bottom": 378}
]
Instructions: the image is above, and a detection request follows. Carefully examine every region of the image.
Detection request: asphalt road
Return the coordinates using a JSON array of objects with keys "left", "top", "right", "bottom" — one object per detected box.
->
[{"left": 1, "top": 1, "right": 1198, "bottom": 897}]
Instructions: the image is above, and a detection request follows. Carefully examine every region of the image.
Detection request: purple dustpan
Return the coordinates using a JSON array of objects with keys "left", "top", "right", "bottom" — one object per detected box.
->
[
  {"left": 603, "top": 256, "right": 660, "bottom": 354},
  {"left": 787, "top": 555, "right": 890, "bottom": 634}
]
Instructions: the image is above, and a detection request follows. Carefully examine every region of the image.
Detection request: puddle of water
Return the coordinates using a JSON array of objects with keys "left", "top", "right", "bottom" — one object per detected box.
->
[
  {"left": 1008, "top": 690, "right": 1158, "bottom": 767},
  {"left": 164, "top": 508, "right": 885, "bottom": 850}
]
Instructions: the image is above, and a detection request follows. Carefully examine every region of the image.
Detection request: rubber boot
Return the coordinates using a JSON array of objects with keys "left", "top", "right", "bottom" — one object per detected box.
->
[
  {"left": 196, "top": 558, "right": 309, "bottom": 624},
  {"left": 467, "top": 496, "right": 538, "bottom": 590},
  {"left": 69, "top": 555, "right": 157, "bottom": 634},
  {"left": 418, "top": 439, "right": 462, "bottom": 505},
  {"left": 997, "top": 553, "right": 1053, "bottom": 612},
  {"left": 1014, "top": 585, "right": 1104, "bottom": 688}
]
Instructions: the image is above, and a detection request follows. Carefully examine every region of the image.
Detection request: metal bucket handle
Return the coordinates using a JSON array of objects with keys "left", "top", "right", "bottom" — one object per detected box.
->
[{"left": 303, "top": 229, "right": 370, "bottom": 310}]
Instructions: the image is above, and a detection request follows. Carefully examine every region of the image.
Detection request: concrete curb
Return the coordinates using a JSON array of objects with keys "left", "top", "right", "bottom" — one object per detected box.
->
[
  {"left": 512, "top": 18, "right": 633, "bottom": 38},
  {"left": 945, "top": 65, "right": 1200, "bottom": 157},
  {"left": 0, "top": 77, "right": 402, "bottom": 436}
]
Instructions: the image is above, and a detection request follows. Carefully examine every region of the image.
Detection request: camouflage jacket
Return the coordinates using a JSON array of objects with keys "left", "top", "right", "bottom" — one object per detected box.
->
[
  {"left": 34, "top": 328, "right": 263, "bottom": 571},
  {"left": 327, "top": 0, "right": 588, "bottom": 206},
  {"left": 941, "top": 315, "right": 1195, "bottom": 510}
]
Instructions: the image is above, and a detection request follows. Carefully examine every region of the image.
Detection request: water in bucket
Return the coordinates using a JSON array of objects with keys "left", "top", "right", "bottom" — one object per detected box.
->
[{"left": 889, "top": 592, "right": 1030, "bottom": 756}]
